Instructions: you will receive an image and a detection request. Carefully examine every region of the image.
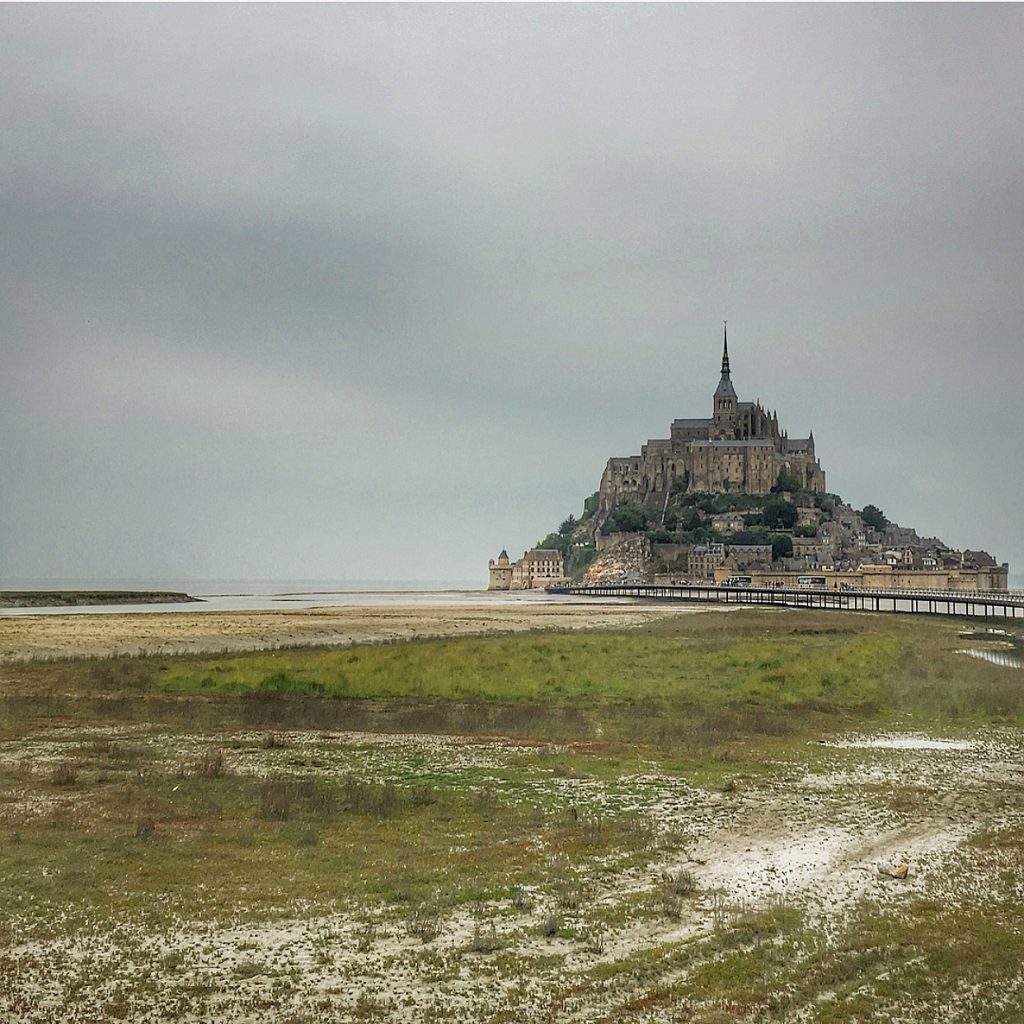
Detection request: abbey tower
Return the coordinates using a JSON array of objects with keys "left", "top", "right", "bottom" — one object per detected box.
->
[{"left": 598, "top": 327, "right": 825, "bottom": 519}]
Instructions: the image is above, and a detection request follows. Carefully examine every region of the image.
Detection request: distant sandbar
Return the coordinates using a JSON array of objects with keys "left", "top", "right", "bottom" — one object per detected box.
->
[{"left": 0, "top": 590, "right": 200, "bottom": 609}]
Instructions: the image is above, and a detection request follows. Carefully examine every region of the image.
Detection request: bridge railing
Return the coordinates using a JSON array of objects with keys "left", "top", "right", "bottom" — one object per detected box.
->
[{"left": 548, "top": 582, "right": 1024, "bottom": 608}]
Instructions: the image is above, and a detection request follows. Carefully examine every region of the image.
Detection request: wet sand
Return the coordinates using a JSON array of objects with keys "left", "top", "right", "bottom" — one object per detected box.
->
[{"left": 0, "top": 602, "right": 699, "bottom": 662}]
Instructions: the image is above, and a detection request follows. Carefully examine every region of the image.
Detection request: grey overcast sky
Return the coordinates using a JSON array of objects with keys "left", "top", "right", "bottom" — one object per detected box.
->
[{"left": 2, "top": 3, "right": 1022, "bottom": 583}]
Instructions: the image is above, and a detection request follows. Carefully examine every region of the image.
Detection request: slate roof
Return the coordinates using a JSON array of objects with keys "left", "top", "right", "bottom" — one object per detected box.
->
[{"left": 714, "top": 374, "right": 737, "bottom": 399}]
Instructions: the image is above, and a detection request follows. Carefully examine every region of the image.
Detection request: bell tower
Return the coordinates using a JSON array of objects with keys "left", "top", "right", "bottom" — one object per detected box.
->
[{"left": 711, "top": 321, "right": 738, "bottom": 439}]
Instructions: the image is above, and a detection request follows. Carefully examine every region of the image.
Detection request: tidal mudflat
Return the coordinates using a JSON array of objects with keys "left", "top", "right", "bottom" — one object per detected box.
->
[{"left": 1, "top": 606, "right": 1022, "bottom": 1022}]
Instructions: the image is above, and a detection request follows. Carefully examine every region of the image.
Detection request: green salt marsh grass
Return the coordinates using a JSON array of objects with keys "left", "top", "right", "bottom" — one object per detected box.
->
[
  {"left": 3, "top": 610, "right": 1022, "bottom": 773},
  {"left": 159, "top": 627, "right": 902, "bottom": 709},
  {"left": 10, "top": 606, "right": 1017, "bottom": 735}
]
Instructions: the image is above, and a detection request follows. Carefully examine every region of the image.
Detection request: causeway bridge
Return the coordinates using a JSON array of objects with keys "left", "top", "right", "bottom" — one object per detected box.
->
[{"left": 548, "top": 583, "right": 1024, "bottom": 620}]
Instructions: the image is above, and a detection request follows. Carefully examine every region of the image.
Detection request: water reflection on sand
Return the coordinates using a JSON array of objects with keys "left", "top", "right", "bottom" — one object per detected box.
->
[{"left": 956, "top": 647, "right": 1023, "bottom": 669}]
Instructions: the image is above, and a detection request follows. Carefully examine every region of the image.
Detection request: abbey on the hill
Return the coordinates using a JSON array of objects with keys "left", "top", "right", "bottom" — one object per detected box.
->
[
  {"left": 598, "top": 325, "right": 825, "bottom": 516},
  {"left": 488, "top": 325, "right": 1009, "bottom": 592}
]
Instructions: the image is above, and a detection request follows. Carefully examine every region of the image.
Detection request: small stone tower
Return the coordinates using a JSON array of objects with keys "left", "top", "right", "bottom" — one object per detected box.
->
[
  {"left": 487, "top": 549, "right": 513, "bottom": 590},
  {"left": 711, "top": 322, "right": 737, "bottom": 439}
]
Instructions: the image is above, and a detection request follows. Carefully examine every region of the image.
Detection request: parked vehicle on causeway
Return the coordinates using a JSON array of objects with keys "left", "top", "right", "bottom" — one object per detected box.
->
[
  {"left": 723, "top": 575, "right": 753, "bottom": 587},
  {"left": 798, "top": 575, "right": 827, "bottom": 589}
]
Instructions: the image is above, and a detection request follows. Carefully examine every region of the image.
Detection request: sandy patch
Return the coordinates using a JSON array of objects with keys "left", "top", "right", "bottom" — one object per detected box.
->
[
  {"left": 0, "top": 602, "right": 698, "bottom": 663},
  {"left": 828, "top": 735, "right": 976, "bottom": 750}
]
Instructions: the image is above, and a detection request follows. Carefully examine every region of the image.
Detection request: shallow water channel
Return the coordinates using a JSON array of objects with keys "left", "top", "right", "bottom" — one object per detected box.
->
[
  {"left": 956, "top": 647, "right": 1023, "bottom": 669},
  {"left": 957, "top": 628, "right": 1023, "bottom": 669}
]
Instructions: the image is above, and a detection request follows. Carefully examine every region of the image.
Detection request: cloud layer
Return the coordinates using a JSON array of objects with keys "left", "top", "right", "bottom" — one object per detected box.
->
[{"left": 2, "top": 5, "right": 1022, "bottom": 581}]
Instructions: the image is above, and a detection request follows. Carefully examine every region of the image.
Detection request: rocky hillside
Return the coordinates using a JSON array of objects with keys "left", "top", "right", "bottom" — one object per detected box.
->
[{"left": 536, "top": 476, "right": 1001, "bottom": 584}]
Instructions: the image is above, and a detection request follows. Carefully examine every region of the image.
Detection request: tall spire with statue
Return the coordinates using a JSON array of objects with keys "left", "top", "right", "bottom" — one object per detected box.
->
[
  {"left": 712, "top": 320, "right": 738, "bottom": 437},
  {"left": 715, "top": 322, "right": 736, "bottom": 398}
]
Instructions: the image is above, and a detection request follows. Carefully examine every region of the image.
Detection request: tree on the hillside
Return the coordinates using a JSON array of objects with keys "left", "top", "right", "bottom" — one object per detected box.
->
[
  {"left": 567, "top": 543, "right": 597, "bottom": 579},
  {"left": 558, "top": 514, "right": 577, "bottom": 537},
  {"left": 536, "top": 532, "right": 568, "bottom": 556},
  {"left": 814, "top": 493, "right": 836, "bottom": 514},
  {"left": 602, "top": 502, "right": 651, "bottom": 534},
  {"left": 731, "top": 529, "right": 767, "bottom": 545},
  {"left": 581, "top": 492, "right": 600, "bottom": 522},
  {"left": 762, "top": 498, "right": 798, "bottom": 531},
  {"left": 772, "top": 470, "right": 801, "bottom": 493},
  {"left": 770, "top": 534, "right": 794, "bottom": 560},
  {"left": 860, "top": 504, "right": 889, "bottom": 531},
  {"left": 681, "top": 507, "right": 703, "bottom": 532}
]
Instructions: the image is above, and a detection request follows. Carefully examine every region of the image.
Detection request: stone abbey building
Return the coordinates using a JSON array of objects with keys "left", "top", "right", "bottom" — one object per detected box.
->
[{"left": 599, "top": 327, "right": 826, "bottom": 517}]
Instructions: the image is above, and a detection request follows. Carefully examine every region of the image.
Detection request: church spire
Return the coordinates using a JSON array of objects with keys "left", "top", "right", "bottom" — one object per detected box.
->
[
  {"left": 713, "top": 321, "right": 737, "bottom": 407},
  {"left": 721, "top": 320, "right": 730, "bottom": 376}
]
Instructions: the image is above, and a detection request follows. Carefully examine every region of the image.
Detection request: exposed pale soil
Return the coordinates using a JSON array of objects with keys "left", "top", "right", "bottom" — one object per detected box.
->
[
  {"left": 3, "top": 726, "right": 1022, "bottom": 1023},
  {"left": 0, "top": 603, "right": 693, "bottom": 663}
]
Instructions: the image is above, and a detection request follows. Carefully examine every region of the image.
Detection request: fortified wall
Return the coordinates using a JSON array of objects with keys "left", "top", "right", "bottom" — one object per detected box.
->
[{"left": 704, "top": 563, "right": 1010, "bottom": 593}]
